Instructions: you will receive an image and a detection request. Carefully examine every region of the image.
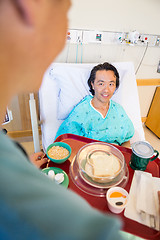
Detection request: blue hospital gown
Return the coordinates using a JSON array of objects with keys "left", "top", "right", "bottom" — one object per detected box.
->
[{"left": 55, "top": 95, "right": 134, "bottom": 145}]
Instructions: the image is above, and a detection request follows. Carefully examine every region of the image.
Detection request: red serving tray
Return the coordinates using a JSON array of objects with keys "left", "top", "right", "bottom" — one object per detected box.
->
[{"left": 42, "top": 134, "right": 160, "bottom": 240}]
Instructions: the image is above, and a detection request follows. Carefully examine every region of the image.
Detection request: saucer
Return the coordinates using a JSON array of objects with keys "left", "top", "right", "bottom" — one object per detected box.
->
[{"left": 42, "top": 167, "right": 69, "bottom": 188}]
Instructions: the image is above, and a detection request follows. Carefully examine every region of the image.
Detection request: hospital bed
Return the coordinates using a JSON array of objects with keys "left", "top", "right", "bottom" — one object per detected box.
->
[{"left": 39, "top": 62, "right": 145, "bottom": 152}]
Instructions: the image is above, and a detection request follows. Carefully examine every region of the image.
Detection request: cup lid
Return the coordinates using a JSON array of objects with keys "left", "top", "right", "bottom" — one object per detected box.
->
[{"left": 131, "top": 141, "right": 154, "bottom": 158}]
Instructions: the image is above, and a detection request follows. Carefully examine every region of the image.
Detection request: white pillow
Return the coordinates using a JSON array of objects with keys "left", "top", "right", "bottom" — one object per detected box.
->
[{"left": 52, "top": 63, "right": 93, "bottom": 120}]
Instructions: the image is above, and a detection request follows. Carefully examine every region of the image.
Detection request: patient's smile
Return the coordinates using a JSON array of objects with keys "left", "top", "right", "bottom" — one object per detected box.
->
[{"left": 102, "top": 93, "right": 109, "bottom": 97}]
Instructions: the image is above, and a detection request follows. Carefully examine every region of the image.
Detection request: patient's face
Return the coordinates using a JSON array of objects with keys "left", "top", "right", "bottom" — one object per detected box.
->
[{"left": 91, "top": 70, "right": 116, "bottom": 104}]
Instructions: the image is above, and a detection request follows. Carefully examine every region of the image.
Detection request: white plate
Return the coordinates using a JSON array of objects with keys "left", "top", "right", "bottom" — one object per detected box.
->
[{"left": 79, "top": 169, "right": 127, "bottom": 189}]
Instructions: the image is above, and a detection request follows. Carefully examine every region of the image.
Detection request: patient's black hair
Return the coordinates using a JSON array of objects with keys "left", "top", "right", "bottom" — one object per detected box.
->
[{"left": 87, "top": 62, "right": 120, "bottom": 95}]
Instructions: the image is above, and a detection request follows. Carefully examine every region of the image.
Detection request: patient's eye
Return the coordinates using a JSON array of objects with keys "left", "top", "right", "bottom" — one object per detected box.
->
[
  {"left": 109, "top": 82, "right": 116, "bottom": 86},
  {"left": 97, "top": 81, "right": 104, "bottom": 86}
]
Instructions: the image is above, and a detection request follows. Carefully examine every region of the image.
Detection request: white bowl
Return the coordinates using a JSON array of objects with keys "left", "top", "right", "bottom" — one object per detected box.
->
[
  {"left": 106, "top": 187, "right": 128, "bottom": 214},
  {"left": 76, "top": 142, "right": 126, "bottom": 184}
]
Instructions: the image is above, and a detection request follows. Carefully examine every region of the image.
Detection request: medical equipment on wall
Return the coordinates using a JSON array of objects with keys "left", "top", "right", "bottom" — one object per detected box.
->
[
  {"left": 126, "top": 31, "right": 140, "bottom": 45},
  {"left": 67, "top": 29, "right": 159, "bottom": 47},
  {"left": 65, "top": 29, "right": 155, "bottom": 76}
]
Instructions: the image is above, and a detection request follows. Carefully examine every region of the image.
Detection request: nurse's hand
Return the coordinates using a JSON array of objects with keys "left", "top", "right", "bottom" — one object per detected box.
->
[{"left": 30, "top": 152, "right": 48, "bottom": 168}]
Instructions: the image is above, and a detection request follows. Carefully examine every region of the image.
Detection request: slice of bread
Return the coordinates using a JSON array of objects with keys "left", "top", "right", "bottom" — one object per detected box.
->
[{"left": 90, "top": 151, "right": 121, "bottom": 177}]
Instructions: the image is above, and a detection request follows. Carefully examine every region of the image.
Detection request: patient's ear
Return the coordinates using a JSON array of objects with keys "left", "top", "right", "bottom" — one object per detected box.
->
[
  {"left": 13, "top": 0, "right": 39, "bottom": 25},
  {"left": 91, "top": 82, "right": 94, "bottom": 90}
]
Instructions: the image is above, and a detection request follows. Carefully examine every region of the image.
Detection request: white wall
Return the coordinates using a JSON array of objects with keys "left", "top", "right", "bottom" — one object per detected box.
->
[
  {"left": 69, "top": 0, "right": 160, "bottom": 35},
  {"left": 54, "top": 0, "right": 160, "bottom": 118}
]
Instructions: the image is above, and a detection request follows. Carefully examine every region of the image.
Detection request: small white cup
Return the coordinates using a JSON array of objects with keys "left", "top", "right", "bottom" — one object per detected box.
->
[{"left": 106, "top": 187, "right": 128, "bottom": 214}]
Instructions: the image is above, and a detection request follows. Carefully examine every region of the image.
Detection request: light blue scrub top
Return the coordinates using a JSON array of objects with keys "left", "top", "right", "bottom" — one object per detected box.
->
[
  {"left": 55, "top": 95, "right": 134, "bottom": 145},
  {"left": 0, "top": 131, "right": 124, "bottom": 240}
]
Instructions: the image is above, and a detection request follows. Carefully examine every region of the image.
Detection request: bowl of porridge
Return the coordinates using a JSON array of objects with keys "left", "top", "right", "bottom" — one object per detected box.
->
[{"left": 46, "top": 142, "right": 71, "bottom": 164}]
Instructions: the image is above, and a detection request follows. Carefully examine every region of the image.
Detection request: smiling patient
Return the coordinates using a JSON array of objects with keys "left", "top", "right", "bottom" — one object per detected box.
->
[{"left": 55, "top": 62, "right": 135, "bottom": 145}]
